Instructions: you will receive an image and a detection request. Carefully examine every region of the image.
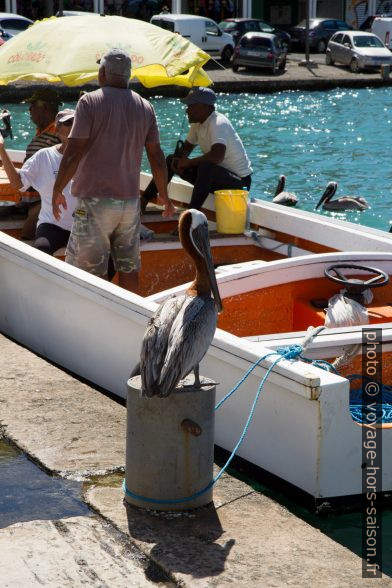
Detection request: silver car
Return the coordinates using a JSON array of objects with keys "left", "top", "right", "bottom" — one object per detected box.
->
[
  {"left": 326, "top": 30, "right": 392, "bottom": 72},
  {"left": 0, "top": 12, "right": 33, "bottom": 36},
  {"left": 232, "top": 32, "right": 287, "bottom": 74}
]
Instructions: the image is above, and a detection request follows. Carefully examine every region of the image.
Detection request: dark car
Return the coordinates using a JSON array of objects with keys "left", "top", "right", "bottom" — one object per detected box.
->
[
  {"left": 232, "top": 32, "right": 287, "bottom": 74},
  {"left": 290, "top": 18, "right": 353, "bottom": 53},
  {"left": 220, "top": 18, "right": 291, "bottom": 51}
]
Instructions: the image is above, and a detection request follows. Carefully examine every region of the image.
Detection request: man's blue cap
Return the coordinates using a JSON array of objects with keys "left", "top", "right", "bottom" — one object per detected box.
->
[{"left": 181, "top": 87, "right": 216, "bottom": 106}]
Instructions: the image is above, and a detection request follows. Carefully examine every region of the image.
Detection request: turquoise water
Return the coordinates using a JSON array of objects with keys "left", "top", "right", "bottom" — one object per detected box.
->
[{"left": 3, "top": 86, "right": 392, "bottom": 231}]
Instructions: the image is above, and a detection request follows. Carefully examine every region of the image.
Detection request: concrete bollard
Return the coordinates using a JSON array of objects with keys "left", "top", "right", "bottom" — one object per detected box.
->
[
  {"left": 125, "top": 374, "right": 216, "bottom": 511},
  {"left": 381, "top": 64, "right": 390, "bottom": 80}
]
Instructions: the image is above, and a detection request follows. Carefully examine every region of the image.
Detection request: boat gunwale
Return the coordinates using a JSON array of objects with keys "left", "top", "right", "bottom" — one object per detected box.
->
[{"left": 150, "top": 251, "right": 392, "bottom": 301}]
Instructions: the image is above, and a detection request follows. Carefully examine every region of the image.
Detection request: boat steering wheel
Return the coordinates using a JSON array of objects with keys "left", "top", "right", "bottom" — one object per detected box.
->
[{"left": 324, "top": 263, "right": 389, "bottom": 301}]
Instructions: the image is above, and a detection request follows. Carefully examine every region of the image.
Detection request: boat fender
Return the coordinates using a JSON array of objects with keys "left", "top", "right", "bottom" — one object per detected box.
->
[{"left": 324, "top": 289, "right": 372, "bottom": 328}]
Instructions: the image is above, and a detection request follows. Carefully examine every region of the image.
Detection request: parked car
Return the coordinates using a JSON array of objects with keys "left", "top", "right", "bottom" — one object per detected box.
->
[
  {"left": 56, "top": 10, "right": 98, "bottom": 16},
  {"left": 0, "top": 27, "right": 13, "bottom": 45},
  {"left": 0, "top": 12, "right": 33, "bottom": 36},
  {"left": 219, "top": 18, "right": 291, "bottom": 51},
  {"left": 232, "top": 32, "right": 286, "bottom": 74},
  {"left": 371, "top": 16, "right": 392, "bottom": 48},
  {"left": 326, "top": 30, "right": 392, "bottom": 72},
  {"left": 150, "top": 14, "right": 234, "bottom": 63},
  {"left": 290, "top": 18, "right": 352, "bottom": 53}
]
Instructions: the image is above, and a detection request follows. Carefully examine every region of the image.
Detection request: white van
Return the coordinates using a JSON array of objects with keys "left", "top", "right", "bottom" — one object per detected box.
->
[
  {"left": 371, "top": 17, "right": 392, "bottom": 49},
  {"left": 150, "top": 14, "right": 234, "bottom": 63}
]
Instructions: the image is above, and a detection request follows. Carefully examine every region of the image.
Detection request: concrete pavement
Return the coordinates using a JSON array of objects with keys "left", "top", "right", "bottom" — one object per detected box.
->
[{"left": 207, "top": 54, "right": 392, "bottom": 93}]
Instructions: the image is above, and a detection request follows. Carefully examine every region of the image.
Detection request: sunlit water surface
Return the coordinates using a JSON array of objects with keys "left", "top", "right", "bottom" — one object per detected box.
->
[{"left": 3, "top": 87, "right": 392, "bottom": 231}]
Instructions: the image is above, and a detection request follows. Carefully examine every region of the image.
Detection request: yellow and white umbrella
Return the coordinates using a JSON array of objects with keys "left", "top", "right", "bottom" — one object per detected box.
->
[{"left": 0, "top": 15, "right": 211, "bottom": 88}]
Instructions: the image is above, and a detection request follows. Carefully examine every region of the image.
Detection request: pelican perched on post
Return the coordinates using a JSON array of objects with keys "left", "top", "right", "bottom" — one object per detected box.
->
[
  {"left": 316, "top": 181, "right": 369, "bottom": 211},
  {"left": 272, "top": 175, "right": 298, "bottom": 206},
  {"left": 139, "top": 209, "right": 223, "bottom": 398}
]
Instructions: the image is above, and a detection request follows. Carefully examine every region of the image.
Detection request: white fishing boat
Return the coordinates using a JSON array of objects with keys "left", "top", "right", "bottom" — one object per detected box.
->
[{"left": 1, "top": 150, "right": 392, "bottom": 509}]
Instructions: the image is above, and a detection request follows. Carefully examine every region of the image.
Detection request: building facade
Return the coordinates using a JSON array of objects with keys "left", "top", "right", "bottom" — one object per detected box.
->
[
  {"left": 250, "top": 0, "right": 384, "bottom": 29},
  {"left": 1, "top": 0, "right": 388, "bottom": 28}
]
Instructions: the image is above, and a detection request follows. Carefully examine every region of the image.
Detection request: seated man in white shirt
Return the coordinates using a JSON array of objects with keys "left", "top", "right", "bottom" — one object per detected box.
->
[
  {"left": 0, "top": 109, "right": 76, "bottom": 255},
  {"left": 140, "top": 87, "right": 252, "bottom": 213}
]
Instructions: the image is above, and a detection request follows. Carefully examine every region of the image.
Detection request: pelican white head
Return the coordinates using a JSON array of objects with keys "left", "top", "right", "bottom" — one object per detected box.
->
[
  {"left": 189, "top": 209, "right": 207, "bottom": 229},
  {"left": 189, "top": 209, "right": 208, "bottom": 256}
]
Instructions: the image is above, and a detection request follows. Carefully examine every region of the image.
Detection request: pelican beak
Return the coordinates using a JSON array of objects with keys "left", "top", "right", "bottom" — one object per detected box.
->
[
  {"left": 316, "top": 183, "right": 334, "bottom": 210},
  {"left": 315, "top": 197, "right": 324, "bottom": 210},
  {"left": 192, "top": 223, "right": 223, "bottom": 313}
]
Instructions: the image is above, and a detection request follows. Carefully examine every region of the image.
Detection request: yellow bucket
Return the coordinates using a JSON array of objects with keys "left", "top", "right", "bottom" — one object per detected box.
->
[{"left": 214, "top": 189, "right": 248, "bottom": 234}]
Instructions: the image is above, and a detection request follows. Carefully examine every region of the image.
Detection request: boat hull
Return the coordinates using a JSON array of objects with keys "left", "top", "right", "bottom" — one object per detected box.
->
[{"left": 1, "top": 232, "right": 392, "bottom": 505}]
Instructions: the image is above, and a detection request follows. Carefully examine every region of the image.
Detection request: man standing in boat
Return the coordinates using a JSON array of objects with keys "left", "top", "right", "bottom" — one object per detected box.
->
[
  {"left": 140, "top": 87, "right": 252, "bottom": 213},
  {"left": 52, "top": 48, "right": 175, "bottom": 293}
]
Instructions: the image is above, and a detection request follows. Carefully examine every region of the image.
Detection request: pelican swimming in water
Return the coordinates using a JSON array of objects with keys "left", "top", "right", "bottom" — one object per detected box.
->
[
  {"left": 139, "top": 209, "right": 223, "bottom": 398},
  {"left": 272, "top": 175, "right": 298, "bottom": 206},
  {"left": 316, "top": 181, "right": 369, "bottom": 211}
]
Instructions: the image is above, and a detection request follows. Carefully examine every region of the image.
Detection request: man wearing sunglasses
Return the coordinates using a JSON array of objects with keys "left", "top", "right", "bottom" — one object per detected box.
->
[{"left": 20, "top": 88, "right": 62, "bottom": 240}]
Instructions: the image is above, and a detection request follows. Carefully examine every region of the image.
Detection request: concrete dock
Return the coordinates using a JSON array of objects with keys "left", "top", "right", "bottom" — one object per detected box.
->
[{"left": 1, "top": 333, "right": 391, "bottom": 587}]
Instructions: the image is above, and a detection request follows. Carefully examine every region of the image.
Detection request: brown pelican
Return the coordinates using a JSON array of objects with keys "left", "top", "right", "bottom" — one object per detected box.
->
[
  {"left": 316, "top": 181, "right": 369, "bottom": 211},
  {"left": 140, "top": 209, "right": 223, "bottom": 397},
  {"left": 272, "top": 175, "right": 298, "bottom": 206}
]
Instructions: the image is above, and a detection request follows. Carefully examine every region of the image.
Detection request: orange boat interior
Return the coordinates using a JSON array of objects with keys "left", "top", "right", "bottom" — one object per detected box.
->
[
  {"left": 3, "top": 220, "right": 283, "bottom": 297},
  {"left": 218, "top": 275, "right": 392, "bottom": 385},
  {"left": 140, "top": 241, "right": 283, "bottom": 296},
  {"left": 218, "top": 276, "right": 392, "bottom": 336}
]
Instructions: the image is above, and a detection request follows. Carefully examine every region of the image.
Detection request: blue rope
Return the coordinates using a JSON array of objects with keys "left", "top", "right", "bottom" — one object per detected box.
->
[
  {"left": 348, "top": 373, "right": 392, "bottom": 392},
  {"left": 215, "top": 344, "right": 302, "bottom": 410},
  {"left": 346, "top": 374, "right": 392, "bottom": 424},
  {"left": 123, "top": 478, "right": 214, "bottom": 505},
  {"left": 123, "top": 344, "right": 335, "bottom": 506}
]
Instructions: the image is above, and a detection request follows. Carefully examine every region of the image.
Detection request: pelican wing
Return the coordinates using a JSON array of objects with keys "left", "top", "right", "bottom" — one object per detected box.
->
[
  {"left": 323, "top": 197, "right": 369, "bottom": 211},
  {"left": 140, "top": 294, "right": 187, "bottom": 397},
  {"left": 158, "top": 296, "right": 217, "bottom": 397},
  {"left": 340, "top": 197, "right": 369, "bottom": 210}
]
